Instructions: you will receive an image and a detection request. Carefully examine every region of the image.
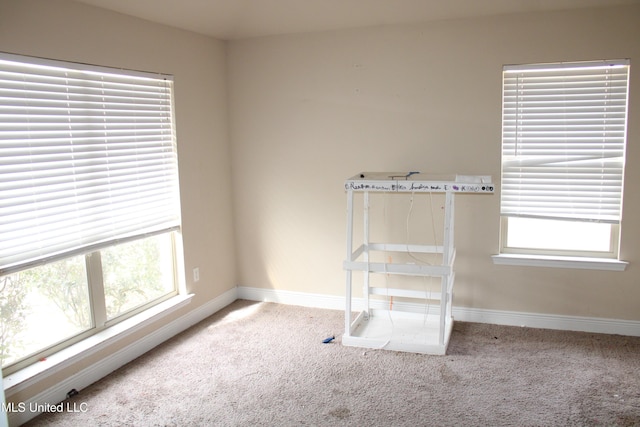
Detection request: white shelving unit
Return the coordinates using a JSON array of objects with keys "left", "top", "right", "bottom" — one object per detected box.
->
[{"left": 343, "top": 172, "right": 494, "bottom": 355}]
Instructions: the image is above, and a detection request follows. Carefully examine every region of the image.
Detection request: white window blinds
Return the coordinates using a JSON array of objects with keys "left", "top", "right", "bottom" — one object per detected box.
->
[
  {"left": 501, "top": 60, "right": 630, "bottom": 223},
  {"left": 0, "top": 53, "right": 181, "bottom": 275}
]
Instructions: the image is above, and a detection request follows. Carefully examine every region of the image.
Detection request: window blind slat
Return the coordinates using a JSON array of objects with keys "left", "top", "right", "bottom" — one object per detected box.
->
[
  {"left": 500, "top": 60, "right": 629, "bottom": 223},
  {"left": 0, "top": 54, "right": 181, "bottom": 275}
]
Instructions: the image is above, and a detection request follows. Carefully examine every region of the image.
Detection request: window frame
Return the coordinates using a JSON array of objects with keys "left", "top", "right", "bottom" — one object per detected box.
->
[
  {"left": 2, "top": 231, "right": 180, "bottom": 375},
  {"left": 499, "top": 216, "right": 619, "bottom": 259},
  {"left": 0, "top": 52, "right": 184, "bottom": 374},
  {"left": 497, "top": 59, "right": 630, "bottom": 264}
]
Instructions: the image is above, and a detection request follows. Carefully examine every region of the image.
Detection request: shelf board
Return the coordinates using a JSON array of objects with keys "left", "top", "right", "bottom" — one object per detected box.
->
[
  {"left": 343, "top": 260, "right": 452, "bottom": 276},
  {"left": 343, "top": 309, "right": 453, "bottom": 355},
  {"left": 345, "top": 172, "right": 494, "bottom": 194},
  {"left": 369, "top": 287, "right": 442, "bottom": 301}
]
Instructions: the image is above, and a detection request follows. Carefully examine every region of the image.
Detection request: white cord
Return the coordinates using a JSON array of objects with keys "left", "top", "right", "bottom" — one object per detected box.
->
[
  {"left": 405, "top": 193, "right": 429, "bottom": 265},
  {"left": 383, "top": 256, "right": 395, "bottom": 339},
  {"left": 405, "top": 192, "right": 440, "bottom": 265},
  {"left": 423, "top": 275, "right": 432, "bottom": 328},
  {"left": 380, "top": 193, "right": 394, "bottom": 345},
  {"left": 404, "top": 192, "right": 439, "bottom": 331},
  {"left": 428, "top": 192, "right": 439, "bottom": 254}
]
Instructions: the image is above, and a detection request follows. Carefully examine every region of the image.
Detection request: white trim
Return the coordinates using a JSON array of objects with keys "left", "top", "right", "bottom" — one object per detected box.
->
[
  {"left": 4, "top": 294, "right": 192, "bottom": 393},
  {"left": 4, "top": 288, "right": 238, "bottom": 426},
  {"left": 451, "top": 306, "right": 640, "bottom": 337},
  {"left": 491, "top": 253, "right": 628, "bottom": 271},
  {"left": 237, "top": 286, "right": 640, "bottom": 337},
  {"left": 237, "top": 286, "right": 346, "bottom": 310}
]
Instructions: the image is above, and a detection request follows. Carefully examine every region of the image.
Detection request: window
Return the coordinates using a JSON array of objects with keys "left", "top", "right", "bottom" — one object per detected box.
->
[
  {"left": 499, "top": 60, "right": 630, "bottom": 260},
  {"left": 0, "top": 53, "right": 182, "bottom": 373}
]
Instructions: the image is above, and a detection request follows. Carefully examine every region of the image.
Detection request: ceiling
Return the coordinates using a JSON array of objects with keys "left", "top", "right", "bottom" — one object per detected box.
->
[{"left": 73, "top": 0, "right": 640, "bottom": 40}]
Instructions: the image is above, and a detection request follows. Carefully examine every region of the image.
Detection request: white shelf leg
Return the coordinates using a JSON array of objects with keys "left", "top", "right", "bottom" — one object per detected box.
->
[
  {"left": 345, "top": 189, "right": 354, "bottom": 337},
  {"left": 439, "top": 191, "right": 455, "bottom": 345},
  {"left": 363, "top": 191, "right": 370, "bottom": 317}
]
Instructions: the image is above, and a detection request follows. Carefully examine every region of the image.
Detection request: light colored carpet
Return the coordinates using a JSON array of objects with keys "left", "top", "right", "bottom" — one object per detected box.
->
[{"left": 26, "top": 299, "right": 640, "bottom": 426}]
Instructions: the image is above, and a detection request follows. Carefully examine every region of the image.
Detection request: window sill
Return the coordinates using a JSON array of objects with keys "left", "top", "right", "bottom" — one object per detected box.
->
[
  {"left": 492, "top": 254, "right": 628, "bottom": 271},
  {"left": 3, "top": 293, "right": 194, "bottom": 394}
]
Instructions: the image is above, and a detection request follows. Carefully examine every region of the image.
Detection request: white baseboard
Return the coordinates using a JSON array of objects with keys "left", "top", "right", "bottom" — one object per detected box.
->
[
  {"left": 6, "top": 287, "right": 238, "bottom": 427},
  {"left": 451, "top": 306, "right": 640, "bottom": 337},
  {"left": 237, "top": 286, "right": 345, "bottom": 310},
  {"left": 237, "top": 286, "right": 640, "bottom": 337}
]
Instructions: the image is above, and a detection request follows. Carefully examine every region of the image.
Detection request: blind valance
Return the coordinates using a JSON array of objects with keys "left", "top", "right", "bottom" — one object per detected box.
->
[
  {"left": 500, "top": 60, "right": 630, "bottom": 224},
  {"left": 0, "top": 53, "right": 181, "bottom": 275}
]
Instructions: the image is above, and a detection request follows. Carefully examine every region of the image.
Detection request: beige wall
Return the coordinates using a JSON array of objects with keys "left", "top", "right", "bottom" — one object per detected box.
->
[
  {"left": 2, "top": 0, "right": 639, "bottom": 407},
  {"left": 0, "top": 0, "right": 235, "bottom": 400},
  {"left": 228, "top": 4, "right": 640, "bottom": 321},
  {"left": 0, "top": 0, "right": 235, "bottom": 304}
]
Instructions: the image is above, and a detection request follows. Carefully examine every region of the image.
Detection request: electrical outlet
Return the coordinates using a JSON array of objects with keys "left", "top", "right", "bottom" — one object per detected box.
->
[{"left": 193, "top": 267, "right": 200, "bottom": 283}]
